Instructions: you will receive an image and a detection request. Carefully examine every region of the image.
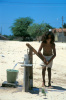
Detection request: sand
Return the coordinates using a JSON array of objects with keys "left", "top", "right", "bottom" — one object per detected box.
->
[{"left": 0, "top": 40, "right": 66, "bottom": 100}]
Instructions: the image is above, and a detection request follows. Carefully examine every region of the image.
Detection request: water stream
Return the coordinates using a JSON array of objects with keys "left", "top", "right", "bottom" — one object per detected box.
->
[
  {"left": 12, "top": 59, "right": 38, "bottom": 70},
  {"left": 12, "top": 62, "right": 24, "bottom": 70},
  {"left": 13, "top": 63, "right": 18, "bottom": 70}
]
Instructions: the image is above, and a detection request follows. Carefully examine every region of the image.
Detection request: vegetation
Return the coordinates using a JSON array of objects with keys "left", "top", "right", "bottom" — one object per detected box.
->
[
  {"left": 63, "top": 23, "right": 66, "bottom": 28},
  {"left": 27, "top": 23, "right": 53, "bottom": 38},
  {"left": 10, "top": 17, "right": 34, "bottom": 40},
  {"left": 1, "top": 17, "right": 54, "bottom": 41}
]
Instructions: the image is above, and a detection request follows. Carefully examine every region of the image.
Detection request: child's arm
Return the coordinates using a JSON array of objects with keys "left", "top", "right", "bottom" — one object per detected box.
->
[
  {"left": 47, "top": 43, "right": 56, "bottom": 65},
  {"left": 38, "top": 42, "right": 47, "bottom": 64}
]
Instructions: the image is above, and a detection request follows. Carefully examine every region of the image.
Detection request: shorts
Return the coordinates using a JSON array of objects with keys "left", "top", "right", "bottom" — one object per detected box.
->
[{"left": 40, "top": 55, "right": 53, "bottom": 68}]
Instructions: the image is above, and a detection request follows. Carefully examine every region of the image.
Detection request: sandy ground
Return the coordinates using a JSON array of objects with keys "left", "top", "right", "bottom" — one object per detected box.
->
[{"left": 0, "top": 40, "right": 66, "bottom": 100}]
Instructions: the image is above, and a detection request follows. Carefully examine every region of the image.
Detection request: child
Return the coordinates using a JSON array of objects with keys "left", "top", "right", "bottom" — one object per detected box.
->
[{"left": 38, "top": 31, "right": 56, "bottom": 87}]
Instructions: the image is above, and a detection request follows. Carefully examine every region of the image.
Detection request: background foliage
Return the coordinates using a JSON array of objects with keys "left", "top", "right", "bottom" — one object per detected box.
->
[{"left": 2, "top": 17, "right": 66, "bottom": 41}]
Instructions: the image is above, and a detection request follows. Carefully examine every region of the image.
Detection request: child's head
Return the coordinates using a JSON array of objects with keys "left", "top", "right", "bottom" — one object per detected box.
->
[{"left": 41, "top": 31, "right": 55, "bottom": 44}]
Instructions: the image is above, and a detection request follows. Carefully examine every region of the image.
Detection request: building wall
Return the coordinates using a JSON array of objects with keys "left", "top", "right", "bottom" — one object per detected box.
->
[
  {"left": 54, "top": 33, "right": 58, "bottom": 42},
  {"left": 58, "top": 32, "right": 66, "bottom": 42}
]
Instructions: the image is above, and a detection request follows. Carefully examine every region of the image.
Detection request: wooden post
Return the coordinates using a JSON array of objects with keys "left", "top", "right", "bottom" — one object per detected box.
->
[
  {"left": 22, "top": 50, "right": 33, "bottom": 92},
  {"left": 28, "top": 48, "right": 33, "bottom": 89},
  {"left": 23, "top": 66, "right": 29, "bottom": 92}
]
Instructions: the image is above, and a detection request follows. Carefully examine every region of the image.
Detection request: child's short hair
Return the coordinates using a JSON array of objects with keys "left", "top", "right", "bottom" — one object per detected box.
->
[{"left": 41, "top": 31, "right": 55, "bottom": 44}]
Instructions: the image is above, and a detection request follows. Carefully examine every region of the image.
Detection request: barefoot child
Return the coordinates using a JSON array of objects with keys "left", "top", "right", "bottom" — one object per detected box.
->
[{"left": 38, "top": 31, "right": 56, "bottom": 87}]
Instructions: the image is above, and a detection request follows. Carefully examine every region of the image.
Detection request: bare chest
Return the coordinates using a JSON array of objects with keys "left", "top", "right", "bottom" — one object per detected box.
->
[{"left": 43, "top": 44, "right": 53, "bottom": 55}]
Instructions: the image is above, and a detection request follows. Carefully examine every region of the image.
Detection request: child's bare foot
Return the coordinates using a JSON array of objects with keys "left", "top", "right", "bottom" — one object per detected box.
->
[
  {"left": 42, "top": 82, "right": 45, "bottom": 87},
  {"left": 48, "top": 83, "right": 51, "bottom": 88}
]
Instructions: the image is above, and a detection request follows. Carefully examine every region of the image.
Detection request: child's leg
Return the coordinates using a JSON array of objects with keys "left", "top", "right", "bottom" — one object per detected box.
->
[
  {"left": 42, "top": 67, "right": 46, "bottom": 86},
  {"left": 47, "top": 68, "right": 51, "bottom": 86}
]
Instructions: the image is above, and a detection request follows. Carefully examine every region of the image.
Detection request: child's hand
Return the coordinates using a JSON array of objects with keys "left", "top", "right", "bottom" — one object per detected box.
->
[
  {"left": 46, "top": 61, "right": 49, "bottom": 65},
  {"left": 44, "top": 59, "right": 49, "bottom": 65},
  {"left": 44, "top": 59, "right": 47, "bottom": 65}
]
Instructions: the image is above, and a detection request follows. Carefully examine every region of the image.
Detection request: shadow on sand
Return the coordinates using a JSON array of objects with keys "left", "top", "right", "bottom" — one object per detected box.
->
[
  {"left": 29, "top": 85, "right": 66, "bottom": 94},
  {"left": 29, "top": 87, "right": 39, "bottom": 94},
  {"left": 50, "top": 85, "right": 66, "bottom": 92}
]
